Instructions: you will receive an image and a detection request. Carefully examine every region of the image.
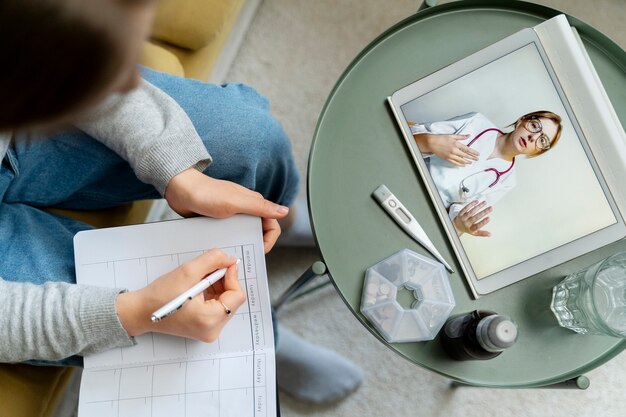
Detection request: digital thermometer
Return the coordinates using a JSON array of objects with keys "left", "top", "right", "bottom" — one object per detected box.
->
[{"left": 372, "top": 184, "right": 454, "bottom": 273}]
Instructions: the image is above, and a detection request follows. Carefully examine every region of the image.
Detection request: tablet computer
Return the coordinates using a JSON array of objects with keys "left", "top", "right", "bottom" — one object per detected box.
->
[{"left": 387, "top": 15, "right": 626, "bottom": 298}]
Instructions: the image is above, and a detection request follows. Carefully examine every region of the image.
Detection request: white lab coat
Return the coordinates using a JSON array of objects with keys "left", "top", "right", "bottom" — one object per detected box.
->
[{"left": 409, "top": 112, "right": 516, "bottom": 222}]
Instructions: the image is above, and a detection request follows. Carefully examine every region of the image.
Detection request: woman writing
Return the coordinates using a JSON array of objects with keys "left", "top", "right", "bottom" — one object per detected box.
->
[
  {"left": 0, "top": 0, "right": 362, "bottom": 404},
  {"left": 410, "top": 111, "right": 562, "bottom": 237}
]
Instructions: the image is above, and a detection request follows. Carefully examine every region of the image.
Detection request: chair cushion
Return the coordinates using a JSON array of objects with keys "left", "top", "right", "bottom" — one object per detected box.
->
[
  {"left": 141, "top": 42, "right": 185, "bottom": 77},
  {"left": 46, "top": 200, "right": 154, "bottom": 229},
  {"left": 152, "top": 0, "right": 244, "bottom": 51},
  {"left": 0, "top": 364, "right": 75, "bottom": 417}
]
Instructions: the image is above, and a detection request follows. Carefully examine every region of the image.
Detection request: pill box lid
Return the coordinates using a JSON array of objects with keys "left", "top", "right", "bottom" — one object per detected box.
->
[{"left": 360, "top": 249, "right": 456, "bottom": 343}]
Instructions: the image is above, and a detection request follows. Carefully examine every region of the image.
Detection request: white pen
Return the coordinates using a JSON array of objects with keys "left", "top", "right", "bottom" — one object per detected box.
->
[
  {"left": 151, "top": 259, "right": 241, "bottom": 322},
  {"left": 372, "top": 185, "right": 454, "bottom": 273}
]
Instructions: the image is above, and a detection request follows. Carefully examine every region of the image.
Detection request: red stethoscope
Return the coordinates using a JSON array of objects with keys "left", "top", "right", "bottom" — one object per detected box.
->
[{"left": 459, "top": 128, "right": 515, "bottom": 198}]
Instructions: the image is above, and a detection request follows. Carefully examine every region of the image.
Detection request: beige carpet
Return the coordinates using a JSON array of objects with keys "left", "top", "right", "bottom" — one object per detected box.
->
[{"left": 225, "top": 1, "right": 626, "bottom": 416}]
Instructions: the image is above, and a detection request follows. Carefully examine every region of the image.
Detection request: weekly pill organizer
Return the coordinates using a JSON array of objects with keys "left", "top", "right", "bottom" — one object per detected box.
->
[{"left": 360, "top": 249, "right": 455, "bottom": 343}]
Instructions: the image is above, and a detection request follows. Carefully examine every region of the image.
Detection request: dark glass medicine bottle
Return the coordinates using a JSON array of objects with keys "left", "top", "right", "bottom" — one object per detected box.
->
[{"left": 441, "top": 310, "right": 518, "bottom": 361}]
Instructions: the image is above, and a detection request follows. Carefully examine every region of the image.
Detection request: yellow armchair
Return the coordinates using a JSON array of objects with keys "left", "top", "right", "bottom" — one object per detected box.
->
[
  {"left": 147, "top": 0, "right": 248, "bottom": 82},
  {"left": 0, "top": 1, "right": 257, "bottom": 416}
]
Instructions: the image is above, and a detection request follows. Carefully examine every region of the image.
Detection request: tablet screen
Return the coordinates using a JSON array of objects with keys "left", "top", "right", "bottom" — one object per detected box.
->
[{"left": 396, "top": 41, "right": 619, "bottom": 282}]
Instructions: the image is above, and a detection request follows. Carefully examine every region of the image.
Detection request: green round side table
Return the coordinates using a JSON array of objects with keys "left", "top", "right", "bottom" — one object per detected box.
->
[{"left": 308, "top": 0, "right": 625, "bottom": 387}]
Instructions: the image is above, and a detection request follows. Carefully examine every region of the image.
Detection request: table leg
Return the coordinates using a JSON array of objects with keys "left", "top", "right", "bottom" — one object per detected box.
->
[
  {"left": 537, "top": 376, "right": 590, "bottom": 390},
  {"left": 418, "top": 0, "right": 438, "bottom": 11},
  {"left": 449, "top": 375, "right": 590, "bottom": 390},
  {"left": 272, "top": 261, "right": 327, "bottom": 312}
]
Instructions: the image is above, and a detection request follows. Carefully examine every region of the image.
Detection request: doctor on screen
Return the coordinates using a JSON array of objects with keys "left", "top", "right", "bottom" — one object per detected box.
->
[{"left": 410, "top": 111, "right": 562, "bottom": 237}]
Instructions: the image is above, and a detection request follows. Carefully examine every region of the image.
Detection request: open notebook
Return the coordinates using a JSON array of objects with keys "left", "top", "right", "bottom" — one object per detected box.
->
[{"left": 74, "top": 215, "right": 275, "bottom": 417}]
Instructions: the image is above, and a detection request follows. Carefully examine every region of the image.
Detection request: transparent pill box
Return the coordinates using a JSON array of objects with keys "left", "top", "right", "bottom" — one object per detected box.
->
[{"left": 360, "top": 249, "right": 455, "bottom": 343}]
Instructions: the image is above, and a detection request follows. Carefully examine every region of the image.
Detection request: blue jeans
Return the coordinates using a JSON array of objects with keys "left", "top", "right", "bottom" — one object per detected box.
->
[{"left": 1, "top": 67, "right": 299, "bottom": 366}]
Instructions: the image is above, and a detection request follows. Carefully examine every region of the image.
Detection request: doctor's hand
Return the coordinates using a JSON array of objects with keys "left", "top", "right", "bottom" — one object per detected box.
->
[
  {"left": 413, "top": 133, "right": 479, "bottom": 166},
  {"left": 116, "top": 249, "right": 246, "bottom": 343},
  {"left": 164, "top": 168, "right": 289, "bottom": 253},
  {"left": 453, "top": 200, "right": 492, "bottom": 237}
]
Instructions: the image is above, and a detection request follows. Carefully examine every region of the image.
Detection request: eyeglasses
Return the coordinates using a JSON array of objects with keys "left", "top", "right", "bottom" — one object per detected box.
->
[{"left": 524, "top": 117, "right": 551, "bottom": 151}]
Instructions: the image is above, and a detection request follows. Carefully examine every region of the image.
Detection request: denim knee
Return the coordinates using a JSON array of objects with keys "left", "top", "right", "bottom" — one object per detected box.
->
[
  {"left": 202, "top": 86, "right": 300, "bottom": 206},
  {"left": 239, "top": 108, "right": 299, "bottom": 206},
  {"left": 138, "top": 69, "right": 300, "bottom": 206}
]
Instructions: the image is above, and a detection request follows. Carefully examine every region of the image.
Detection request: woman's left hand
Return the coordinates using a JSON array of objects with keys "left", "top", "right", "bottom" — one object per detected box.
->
[
  {"left": 453, "top": 200, "right": 492, "bottom": 237},
  {"left": 413, "top": 133, "right": 478, "bottom": 166},
  {"left": 164, "top": 168, "right": 289, "bottom": 253}
]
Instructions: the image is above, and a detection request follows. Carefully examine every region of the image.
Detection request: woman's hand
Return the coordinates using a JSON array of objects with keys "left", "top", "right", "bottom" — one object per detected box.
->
[
  {"left": 164, "top": 168, "right": 289, "bottom": 253},
  {"left": 413, "top": 133, "right": 479, "bottom": 166},
  {"left": 453, "top": 200, "right": 492, "bottom": 237},
  {"left": 116, "top": 249, "right": 246, "bottom": 343}
]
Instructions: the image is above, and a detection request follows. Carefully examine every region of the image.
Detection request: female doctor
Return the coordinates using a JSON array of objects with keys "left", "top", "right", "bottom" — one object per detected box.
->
[{"left": 410, "top": 111, "right": 562, "bottom": 237}]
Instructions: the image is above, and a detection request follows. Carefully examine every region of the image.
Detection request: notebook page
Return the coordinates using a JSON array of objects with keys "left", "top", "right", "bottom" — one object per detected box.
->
[
  {"left": 75, "top": 215, "right": 276, "bottom": 417},
  {"left": 78, "top": 351, "right": 275, "bottom": 417}
]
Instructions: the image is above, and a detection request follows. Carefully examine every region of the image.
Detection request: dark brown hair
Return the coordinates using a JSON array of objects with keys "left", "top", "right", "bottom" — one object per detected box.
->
[{"left": 0, "top": 0, "right": 133, "bottom": 131}]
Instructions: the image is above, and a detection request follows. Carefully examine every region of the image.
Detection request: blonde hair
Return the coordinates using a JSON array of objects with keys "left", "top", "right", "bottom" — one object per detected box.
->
[{"left": 509, "top": 110, "right": 563, "bottom": 158}]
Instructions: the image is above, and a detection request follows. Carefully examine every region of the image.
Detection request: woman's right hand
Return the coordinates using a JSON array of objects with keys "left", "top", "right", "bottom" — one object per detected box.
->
[
  {"left": 413, "top": 133, "right": 479, "bottom": 166},
  {"left": 165, "top": 169, "right": 288, "bottom": 254},
  {"left": 115, "top": 249, "right": 246, "bottom": 343},
  {"left": 453, "top": 200, "right": 492, "bottom": 237}
]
